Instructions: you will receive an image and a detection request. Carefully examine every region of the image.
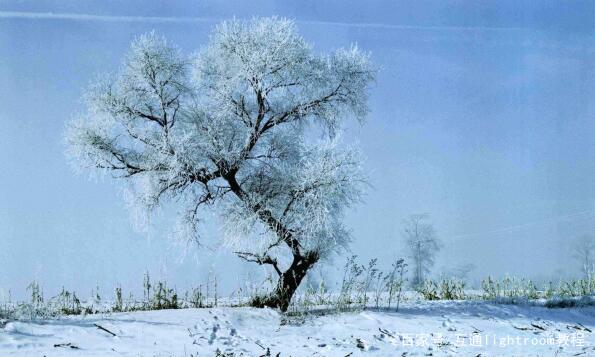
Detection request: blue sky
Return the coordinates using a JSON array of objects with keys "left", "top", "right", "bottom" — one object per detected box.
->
[{"left": 1, "top": 1, "right": 594, "bottom": 299}]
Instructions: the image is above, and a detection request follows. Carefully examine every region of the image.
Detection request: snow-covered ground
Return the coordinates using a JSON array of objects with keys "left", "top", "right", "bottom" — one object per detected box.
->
[{"left": 1, "top": 301, "right": 593, "bottom": 356}]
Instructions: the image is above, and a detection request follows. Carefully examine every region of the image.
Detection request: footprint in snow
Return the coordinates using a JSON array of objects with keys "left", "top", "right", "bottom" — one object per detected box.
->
[{"left": 208, "top": 324, "right": 219, "bottom": 345}]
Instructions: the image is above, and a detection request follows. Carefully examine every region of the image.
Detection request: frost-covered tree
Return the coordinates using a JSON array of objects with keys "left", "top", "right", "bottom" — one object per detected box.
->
[
  {"left": 403, "top": 214, "right": 441, "bottom": 287},
  {"left": 441, "top": 263, "right": 476, "bottom": 284},
  {"left": 66, "top": 18, "right": 375, "bottom": 311},
  {"left": 571, "top": 234, "right": 595, "bottom": 279}
]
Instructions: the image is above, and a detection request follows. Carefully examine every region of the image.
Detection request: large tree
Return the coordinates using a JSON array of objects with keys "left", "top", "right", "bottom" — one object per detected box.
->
[{"left": 66, "top": 18, "right": 375, "bottom": 311}]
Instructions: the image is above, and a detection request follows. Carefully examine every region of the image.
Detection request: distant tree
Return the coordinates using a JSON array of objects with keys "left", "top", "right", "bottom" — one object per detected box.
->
[
  {"left": 572, "top": 234, "right": 595, "bottom": 279},
  {"left": 403, "top": 214, "right": 441, "bottom": 287},
  {"left": 66, "top": 18, "right": 375, "bottom": 311},
  {"left": 442, "top": 263, "right": 476, "bottom": 282}
]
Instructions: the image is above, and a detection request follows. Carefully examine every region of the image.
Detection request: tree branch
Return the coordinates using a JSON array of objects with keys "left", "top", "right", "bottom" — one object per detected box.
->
[{"left": 235, "top": 251, "right": 282, "bottom": 276}]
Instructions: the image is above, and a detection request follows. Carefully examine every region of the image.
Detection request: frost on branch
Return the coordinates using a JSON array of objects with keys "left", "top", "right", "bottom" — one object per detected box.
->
[
  {"left": 66, "top": 17, "right": 375, "bottom": 309},
  {"left": 222, "top": 139, "right": 365, "bottom": 261}
]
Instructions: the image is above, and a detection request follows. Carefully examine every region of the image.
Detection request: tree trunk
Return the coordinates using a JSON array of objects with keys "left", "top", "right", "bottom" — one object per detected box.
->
[
  {"left": 223, "top": 173, "right": 319, "bottom": 311},
  {"left": 262, "top": 252, "right": 318, "bottom": 312}
]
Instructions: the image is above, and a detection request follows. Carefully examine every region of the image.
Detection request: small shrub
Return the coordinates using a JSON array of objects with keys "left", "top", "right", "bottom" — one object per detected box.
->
[
  {"left": 248, "top": 294, "right": 276, "bottom": 308},
  {"left": 439, "top": 278, "right": 466, "bottom": 300},
  {"left": 189, "top": 285, "right": 205, "bottom": 308},
  {"left": 417, "top": 280, "right": 440, "bottom": 300},
  {"left": 385, "top": 258, "right": 407, "bottom": 310},
  {"left": 481, "top": 276, "right": 499, "bottom": 300},
  {"left": 416, "top": 278, "right": 465, "bottom": 300},
  {"left": 50, "top": 288, "right": 85, "bottom": 315},
  {"left": 337, "top": 255, "right": 364, "bottom": 309},
  {"left": 150, "top": 281, "right": 178, "bottom": 310},
  {"left": 357, "top": 258, "right": 379, "bottom": 306}
]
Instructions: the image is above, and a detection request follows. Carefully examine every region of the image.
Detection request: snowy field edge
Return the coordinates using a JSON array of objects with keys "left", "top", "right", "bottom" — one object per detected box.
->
[{"left": 1, "top": 300, "right": 594, "bottom": 356}]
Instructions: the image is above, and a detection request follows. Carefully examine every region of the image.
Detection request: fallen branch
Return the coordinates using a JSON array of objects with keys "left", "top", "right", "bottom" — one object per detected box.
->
[
  {"left": 470, "top": 325, "right": 483, "bottom": 333},
  {"left": 577, "top": 323, "right": 592, "bottom": 333},
  {"left": 568, "top": 323, "right": 592, "bottom": 333},
  {"left": 94, "top": 323, "right": 117, "bottom": 337},
  {"left": 378, "top": 327, "right": 396, "bottom": 339},
  {"left": 531, "top": 322, "right": 546, "bottom": 331},
  {"left": 54, "top": 342, "right": 80, "bottom": 349}
]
